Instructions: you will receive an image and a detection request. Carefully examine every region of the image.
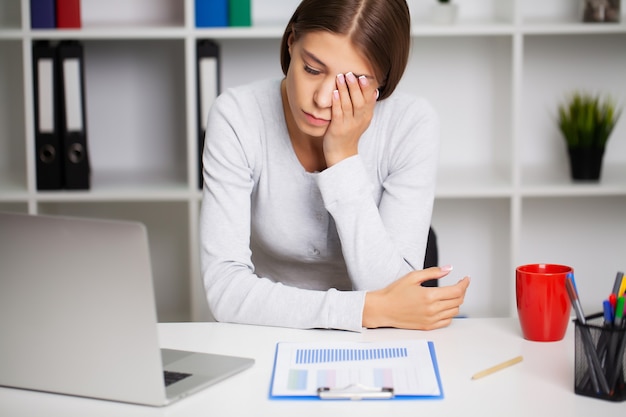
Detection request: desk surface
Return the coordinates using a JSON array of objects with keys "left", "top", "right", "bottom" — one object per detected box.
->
[{"left": 1, "top": 318, "right": 622, "bottom": 416}]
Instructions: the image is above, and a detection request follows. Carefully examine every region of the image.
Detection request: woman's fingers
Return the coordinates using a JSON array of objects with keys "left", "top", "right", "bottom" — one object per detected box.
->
[
  {"left": 364, "top": 269, "right": 470, "bottom": 330},
  {"left": 333, "top": 72, "right": 376, "bottom": 118}
]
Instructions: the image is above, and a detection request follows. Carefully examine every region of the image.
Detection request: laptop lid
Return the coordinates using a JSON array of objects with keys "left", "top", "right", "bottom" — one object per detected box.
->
[{"left": 0, "top": 212, "right": 253, "bottom": 406}]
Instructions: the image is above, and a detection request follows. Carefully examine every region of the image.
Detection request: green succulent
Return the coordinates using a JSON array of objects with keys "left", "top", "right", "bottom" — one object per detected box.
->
[{"left": 557, "top": 92, "right": 621, "bottom": 149}]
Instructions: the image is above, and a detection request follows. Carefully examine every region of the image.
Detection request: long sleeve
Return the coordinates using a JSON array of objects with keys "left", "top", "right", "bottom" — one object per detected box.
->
[
  {"left": 200, "top": 79, "right": 439, "bottom": 331},
  {"left": 200, "top": 80, "right": 365, "bottom": 331},
  {"left": 317, "top": 98, "right": 439, "bottom": 290}
]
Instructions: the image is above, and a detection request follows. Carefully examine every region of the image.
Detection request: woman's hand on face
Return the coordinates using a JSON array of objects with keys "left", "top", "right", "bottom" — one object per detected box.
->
[
  {"left": 362, "top": 266, "right": 471, "bottom": 330},
  {"left": 323, "top": 72, "right": 378, "bottom": 167}
]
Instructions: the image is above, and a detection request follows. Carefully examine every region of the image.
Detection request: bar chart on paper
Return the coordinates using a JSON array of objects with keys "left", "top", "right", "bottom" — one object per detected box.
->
[
  {"left": 294, "top": 346, "right": 408, "bottom": 364},
  {"left": 270, "top": 340, "right": 443, "bottom": 399}
]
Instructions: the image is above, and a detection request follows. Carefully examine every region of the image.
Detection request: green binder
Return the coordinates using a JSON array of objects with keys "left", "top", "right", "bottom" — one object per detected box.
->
[{"left": 229, "top": 0, "right": 251, "bottom": 27}]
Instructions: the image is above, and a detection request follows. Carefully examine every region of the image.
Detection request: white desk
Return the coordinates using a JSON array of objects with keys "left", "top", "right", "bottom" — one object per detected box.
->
[{"left": 0, "top": 318, "right": 622, "bottom": 416}]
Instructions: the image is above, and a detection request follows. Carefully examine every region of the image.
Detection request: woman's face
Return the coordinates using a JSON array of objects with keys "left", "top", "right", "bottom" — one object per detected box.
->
[{"left": 284, "top": 30, "right": 378, "bottom": 140}]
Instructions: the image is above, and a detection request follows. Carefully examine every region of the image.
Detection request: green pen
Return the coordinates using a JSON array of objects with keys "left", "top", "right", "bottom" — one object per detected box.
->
[{"left": 616, "top": 297, "right": 625, "bottom": 327}]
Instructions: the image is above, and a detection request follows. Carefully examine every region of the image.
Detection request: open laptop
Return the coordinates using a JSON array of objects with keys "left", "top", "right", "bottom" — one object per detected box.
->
[{"left": 0, "top": 212, "right": 254, "bottom": 406}]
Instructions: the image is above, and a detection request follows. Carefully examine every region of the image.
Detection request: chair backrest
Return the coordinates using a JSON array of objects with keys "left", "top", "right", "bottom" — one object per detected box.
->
[{"left": 422, "top": 227, "right": 439, "bottom": 287}]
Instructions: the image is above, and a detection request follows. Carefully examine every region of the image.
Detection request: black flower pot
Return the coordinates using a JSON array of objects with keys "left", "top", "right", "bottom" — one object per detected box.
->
[{"left": 567, "top": 147, "right": 605, "bottom": 181}]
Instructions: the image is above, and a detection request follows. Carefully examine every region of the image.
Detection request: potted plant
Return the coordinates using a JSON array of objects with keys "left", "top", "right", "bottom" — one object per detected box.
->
[{"left": 557, "top": 92, "right": 621, "bottom": 181}]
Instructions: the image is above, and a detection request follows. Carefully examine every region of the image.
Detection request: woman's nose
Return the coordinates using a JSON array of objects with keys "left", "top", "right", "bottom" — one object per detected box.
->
[{"left": 313, "top": 76, "right": 336, "bottom": 109}]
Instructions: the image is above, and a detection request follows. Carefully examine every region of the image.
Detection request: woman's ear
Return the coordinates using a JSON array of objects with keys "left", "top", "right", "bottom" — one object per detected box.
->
[{"left": 287, "top": 32, "right": 295, "bottom": 55}]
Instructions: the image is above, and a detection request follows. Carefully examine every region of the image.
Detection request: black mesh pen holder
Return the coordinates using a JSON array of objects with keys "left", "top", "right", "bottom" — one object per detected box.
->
[{"left": 574, "top": 313, "right": 626, "bottom": 402}]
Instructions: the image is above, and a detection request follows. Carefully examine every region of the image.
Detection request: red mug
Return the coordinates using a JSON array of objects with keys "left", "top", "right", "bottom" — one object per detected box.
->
[{"left": 515, "top": 264, "right": 572, "bottom": 342}]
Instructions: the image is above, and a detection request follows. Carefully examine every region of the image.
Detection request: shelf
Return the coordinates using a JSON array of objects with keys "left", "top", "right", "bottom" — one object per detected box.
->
[
  {"left": 520, "top": 165, "right": 626, "bottom": 197},
  {"left": 436, "top": 167, "right": 512, "bottom": 198},
  {"left": 0, "top": 40, "right": 25, "bottom": 197},
  {"left": 4, "top": 0, "right": 625, "bottom": 322},
  {"left": 12, "top": 22, "right": 626, "bottom": 40},
  {"left": 0, "top": 1, "right": 21, "bottom": 30},
  {"left": 82, "top": 39, "right": 188, "bottom": 189},
  {"left": 33, "top": 187, "right": 193, "bottom": 204},
  {"left": 81, "top": 0, "right": 185, "bottom": 29},
  {"left": 194, "top": 26, "right": 284, "bottom": 39},
  {"left": 29, "top": 27, "right": 188, "bottom": 40},
  {"left": 411, "top": 22, "right": 515, "bottom": 37},
  {"left": 37, "top": 200, "right": 193, "bottom": 322},
  {"left": 0, "top": 202, "right": 28, "bottom": 213},
  {"left": 0, "top": 30, "right": 23, "bottom": 39},
  {"left": 432, "top": 198, "right": 511, "bottom": 318},
  {"left": 519, "top": 195, "right": 626, "bottom": 314},
  {"left": 0, "top": 171, "right": 28, "bottom": 201},
  {"left": 522, "top": 20, "right": 626, "bottom": 35}
]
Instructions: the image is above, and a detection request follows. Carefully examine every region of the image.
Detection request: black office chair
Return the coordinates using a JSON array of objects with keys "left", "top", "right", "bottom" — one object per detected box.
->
[{"left": 421, "top": 227, "right": 439, "bottom": 287}]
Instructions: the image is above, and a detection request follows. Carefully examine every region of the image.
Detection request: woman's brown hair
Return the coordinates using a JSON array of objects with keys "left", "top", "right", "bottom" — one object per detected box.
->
[{"left": 280, "top": 0, "right": 411, "bottom": 100}]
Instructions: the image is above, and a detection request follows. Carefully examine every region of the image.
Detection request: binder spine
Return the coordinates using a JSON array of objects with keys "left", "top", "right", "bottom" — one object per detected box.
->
[
  {"left": 57, "top": 41, "right": 90, "bottom": 190},
  {"left": 33, "top": 41, "right": 63, "bottom": 190},
  {"left": 56, "top": 0, "right": 82, "bottom": 28},
  {"left": 196, "top": 40, "right": 220, "bottom": 189},
  {"left": 195, "top": 0, "right": 228, "bottom": 27},
  {"left": 30, "top": 0, "right": 56, "bottom": 29},
  {"left": 228, "top": 0, "right": 251, "bottom": 27}
]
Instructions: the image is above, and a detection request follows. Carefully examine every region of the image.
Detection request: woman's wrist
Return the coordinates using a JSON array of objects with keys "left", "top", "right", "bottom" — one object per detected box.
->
[{"left": 362, "top": 290, "right": 387, "bottom": 329}]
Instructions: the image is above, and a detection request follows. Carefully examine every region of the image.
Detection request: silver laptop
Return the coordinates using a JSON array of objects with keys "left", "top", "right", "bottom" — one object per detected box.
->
[{"left": 0, "top": 212, "right": 254, "bottom": 406}]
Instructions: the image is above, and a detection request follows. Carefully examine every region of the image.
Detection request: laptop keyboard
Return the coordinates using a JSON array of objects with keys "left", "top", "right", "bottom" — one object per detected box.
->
[{"left": 164, "top": 370, "right": 192, "bottom": 387}]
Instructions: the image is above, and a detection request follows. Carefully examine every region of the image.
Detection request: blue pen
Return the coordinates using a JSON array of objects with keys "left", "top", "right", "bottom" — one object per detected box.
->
[
  {"left": 603, "top": 300, "right": 614, "bottom": 326},
  {"left": 567, "top": 272, "right": 578, "bottom": 295}
]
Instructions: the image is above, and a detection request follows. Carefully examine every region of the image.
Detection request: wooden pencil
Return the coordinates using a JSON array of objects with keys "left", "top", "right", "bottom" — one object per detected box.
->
[{"left": 471, "top": 355, "right": 523, "bottom": 380}]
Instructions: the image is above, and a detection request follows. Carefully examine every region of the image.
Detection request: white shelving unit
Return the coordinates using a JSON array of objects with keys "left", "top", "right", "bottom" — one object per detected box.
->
[{"left": 1, "top": 0, "right": 625, "bottom": 322}]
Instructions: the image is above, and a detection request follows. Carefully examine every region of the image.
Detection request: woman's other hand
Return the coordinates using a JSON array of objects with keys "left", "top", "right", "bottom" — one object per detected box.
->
[{"left": 362, "top": 266, "right": 471, "bottom": 330}]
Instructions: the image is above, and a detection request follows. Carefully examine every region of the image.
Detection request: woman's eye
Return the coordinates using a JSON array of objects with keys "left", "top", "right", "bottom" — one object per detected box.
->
[{"left": 304, "top": 65, "right": 320, "bottom": 75}]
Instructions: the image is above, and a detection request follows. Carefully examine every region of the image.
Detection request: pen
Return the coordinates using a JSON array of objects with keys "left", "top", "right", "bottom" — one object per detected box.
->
[
  {"left": 567, "top": 272, "right": 579, "bottom": 295},
  {"left": 609, "top": 293, "right": 617, "bottom": 311},
  {"left": 565, "top": 276, "right": 610, "bottom": 394},
  {"left": 611, "top": 271, "right": 624, "bottom": 296},
  {"left": 603, "top": 300, "right": 614, "bottom": 326},
  {"left": 471, "top": 356, "right": 523, "bottom": 380},
  {"left": 607, "top": 297, "right": 626, "bottom": 394},
  {"left": 604, "top": 297, "right": 621, "bottom": 389},
  {"left": 565, "top": 276, "right": 585, "bottom": 324},
  {"left": 615, "top": 297, "right": 625, "bottom": 328}
]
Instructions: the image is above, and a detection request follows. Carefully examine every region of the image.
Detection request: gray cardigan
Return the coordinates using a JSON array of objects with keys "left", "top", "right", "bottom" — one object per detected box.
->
[{"left": 200, "top": 78, "right": 439, "bottom": 331}]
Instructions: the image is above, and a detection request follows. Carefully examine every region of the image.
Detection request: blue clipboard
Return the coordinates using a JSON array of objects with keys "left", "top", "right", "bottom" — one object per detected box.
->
[{"left": 268, "top": 340, "right": 444, "bottom": 400}]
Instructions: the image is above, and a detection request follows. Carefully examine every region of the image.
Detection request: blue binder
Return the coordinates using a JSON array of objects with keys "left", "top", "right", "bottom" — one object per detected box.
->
[
  {"left": 30, "top": 0, "right": 56, "bottom": 29},
  {"left": 195, "top": 0, "right": 229, "bottom": 27}
]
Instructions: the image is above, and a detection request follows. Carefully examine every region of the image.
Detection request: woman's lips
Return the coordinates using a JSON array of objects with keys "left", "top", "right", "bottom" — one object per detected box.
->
[{"left": 303, "top": 111, "right": 330, "bottom": 127}]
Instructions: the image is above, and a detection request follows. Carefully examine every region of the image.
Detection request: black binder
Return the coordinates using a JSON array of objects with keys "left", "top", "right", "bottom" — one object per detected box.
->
[
  {"left": 57, "top": 41, "right": 90, "bottom": 190},
  {"left": 32, "top": 41, "right": 63, "bottom": 190},
  {"left": 196, "top": 40, "right": 220, "bottom": 189}
]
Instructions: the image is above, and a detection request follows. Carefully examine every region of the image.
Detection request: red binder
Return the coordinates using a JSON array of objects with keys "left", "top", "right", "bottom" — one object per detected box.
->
[{"left": 56, "top": 0, "right": 81, "bottom": 28}]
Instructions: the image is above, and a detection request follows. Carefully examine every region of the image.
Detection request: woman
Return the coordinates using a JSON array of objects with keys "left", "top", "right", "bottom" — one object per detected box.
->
[{"left": 200, "top": 0, "right": 470, "bottom": 332}]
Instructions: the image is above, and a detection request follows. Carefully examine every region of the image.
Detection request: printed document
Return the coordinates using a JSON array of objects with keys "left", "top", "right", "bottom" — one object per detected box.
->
[{"left": 270, "top": 340, "right": 442, "bottom": 399}]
